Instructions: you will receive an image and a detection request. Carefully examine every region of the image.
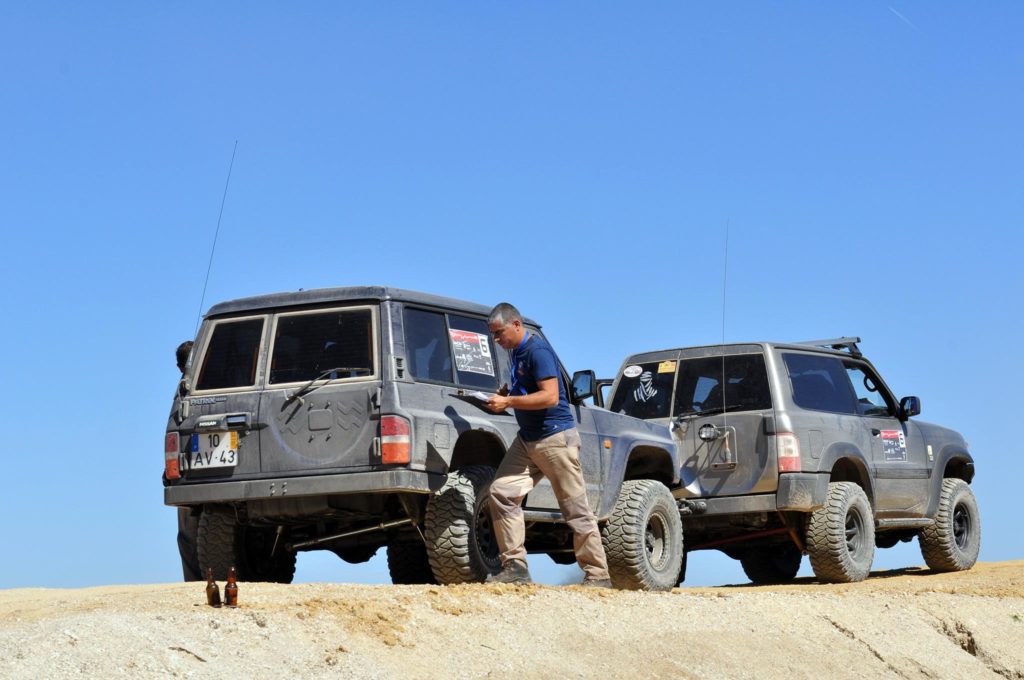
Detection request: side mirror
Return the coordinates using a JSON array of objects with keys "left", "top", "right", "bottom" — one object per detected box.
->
[
  {"left": 899, "top": 396, "right": 921, "bottom": 420},
  {"left": 571, "top": 370, "right": 596, "bottom": 403}
]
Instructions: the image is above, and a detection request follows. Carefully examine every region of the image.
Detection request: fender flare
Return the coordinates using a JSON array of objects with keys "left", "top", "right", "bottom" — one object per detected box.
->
[
  {"left": 924, "top": 446, "right": 975, "bottom": 517},
  {"left": 817, "top": 443, "right": 876, "bottom": 507},
  {"left": 597, "top": 438, "right": 679, "bottom": 519}
]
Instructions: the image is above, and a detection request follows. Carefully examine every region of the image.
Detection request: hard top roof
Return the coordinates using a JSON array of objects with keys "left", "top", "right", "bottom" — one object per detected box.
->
[
  {"left": 204, "top": 285, "right": 540, "bottom": 326},
  {"left": 625, "top": 337, "right": 863, "bottom": 362}
]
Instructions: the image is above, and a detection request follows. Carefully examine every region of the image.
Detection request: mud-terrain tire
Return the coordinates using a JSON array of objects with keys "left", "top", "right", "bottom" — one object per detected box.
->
[
  {"left": 919, "top": 478, "right": 981, "bottom": 572},
  {"left": 424, "top": 465, "right": 501, "bottom": 584},
  {"left": 806, "top": 482, "right": 875, "bottom": 583},
  {"left": 739, "top": 543, "right": 803, "bottom": 584},
  {"left": 387, "top": 542, "right": 437, "bottom": 584},
  {"left": 197, "top": 509, "right": 296, "bottom": 583},
  {"left": 602, "top": 479, "right": 683, "bottom": 591}
]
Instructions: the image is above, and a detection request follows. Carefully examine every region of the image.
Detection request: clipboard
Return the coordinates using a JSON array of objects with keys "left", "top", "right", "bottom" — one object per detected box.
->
[{"left": 452, "top": 390, "right": 511, "bottom": 415}]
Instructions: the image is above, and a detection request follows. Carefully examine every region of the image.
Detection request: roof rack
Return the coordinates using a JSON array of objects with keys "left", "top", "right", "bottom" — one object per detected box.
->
[{"left": 795, "top": 336, "right": 862, "bottom": 356}]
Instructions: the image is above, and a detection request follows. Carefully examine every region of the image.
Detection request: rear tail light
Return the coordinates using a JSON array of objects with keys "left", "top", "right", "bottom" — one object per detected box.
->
[
  {"left": 380, "top": 415, "right": 411, "bottom": 465},
  {"left": 164, "top": 432, "right": 181, "bottom": 480},
  {"left": 776, "top": 433, "right": 801, "bottom": 472}
]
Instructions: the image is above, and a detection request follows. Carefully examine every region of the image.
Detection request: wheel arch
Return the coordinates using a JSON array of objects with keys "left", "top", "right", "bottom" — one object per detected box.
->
[
  {"left": 448, "top": 429, "right": 505, "bottom": 471},
  {"left": 923, "top": 448, "right": 975, "bottom": 518},
  {"left": 826, "top": 454, "right": 875, "bottom": 508},
  {"left": 623, "top": 445, "right": 677, "bottom": 487}
]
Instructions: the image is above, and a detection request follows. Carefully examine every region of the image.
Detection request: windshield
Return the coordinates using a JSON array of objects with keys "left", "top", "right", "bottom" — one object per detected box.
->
[{"left": 609, "top": 361, "right": 676, "bottom": 419}]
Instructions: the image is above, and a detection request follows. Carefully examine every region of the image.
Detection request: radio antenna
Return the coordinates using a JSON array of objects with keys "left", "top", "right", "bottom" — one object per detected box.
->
[
  {"left": 195, "top": 140, "right": 239, "bottom": 336},
  {"left": 720, "top": 220, "right": 730, "bottom": 433}
]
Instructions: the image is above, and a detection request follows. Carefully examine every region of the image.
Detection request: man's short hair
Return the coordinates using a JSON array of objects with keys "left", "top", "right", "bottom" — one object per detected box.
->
[
  {"left": 488, "top": 302, "right": 522, "bottom": 327},
  {"left": 176, "top": 340, "right": 194, "bottom": 373}
]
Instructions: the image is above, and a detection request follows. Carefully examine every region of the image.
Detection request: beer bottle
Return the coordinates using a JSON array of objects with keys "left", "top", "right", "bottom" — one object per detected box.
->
[
  {"left": 205, "top": 567, "right": 222, "bottom": 608},
  {"left": 225, "top": 566, "right": 239, "bottom": 607}
]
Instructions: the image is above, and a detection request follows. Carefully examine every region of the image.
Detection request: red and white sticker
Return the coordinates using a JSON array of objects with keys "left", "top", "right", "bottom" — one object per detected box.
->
[
  {"left": 449, "top": 329, "right": 495, "bottom": 376},
  {"left": 880, "top": 430, "right": 907, "bottom": 462}
]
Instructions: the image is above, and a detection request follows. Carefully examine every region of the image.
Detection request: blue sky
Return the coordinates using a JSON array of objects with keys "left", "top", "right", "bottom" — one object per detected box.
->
[{"left": 1, "top": 2, "right": 1020, "bottom": 589}]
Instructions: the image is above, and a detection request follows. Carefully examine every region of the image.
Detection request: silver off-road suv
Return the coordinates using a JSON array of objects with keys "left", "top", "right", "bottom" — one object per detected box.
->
[
  {"left": 591, "top": 337, "right": 980, "bottom": 583},
  {"left": 165, "top": 287, "right": 681, "bottom": 589}
]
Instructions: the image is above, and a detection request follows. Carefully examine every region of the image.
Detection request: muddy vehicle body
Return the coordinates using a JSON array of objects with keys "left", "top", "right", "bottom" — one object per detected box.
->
[
  {"left": 592, "top": 337, "right": 980, "bottom": 583},
  {"left": 165, "top": 287, "right": 680, "bottom": 588}
]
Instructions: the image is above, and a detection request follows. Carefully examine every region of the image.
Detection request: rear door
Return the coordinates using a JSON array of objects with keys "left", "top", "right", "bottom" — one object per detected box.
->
[
  {"left": 400, "top": 305, "right": 514, "bottom": 470},
  {"left": 666, "top": 349, "right": 774, "bottom": 497},
  {"left": 257, "top": 305, "right": 381, "bottom": 474},
  {"left": 182, "top": 314, "right": 268, "bottom": 480}
]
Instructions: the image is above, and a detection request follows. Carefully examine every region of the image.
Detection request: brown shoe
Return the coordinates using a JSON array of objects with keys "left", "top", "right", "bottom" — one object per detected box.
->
[
  {"left": 581, "top": 577, "right": 613, "bottom": 589},
  {"left": 485, "top": 559, "right": 532, "bottom": 585}
]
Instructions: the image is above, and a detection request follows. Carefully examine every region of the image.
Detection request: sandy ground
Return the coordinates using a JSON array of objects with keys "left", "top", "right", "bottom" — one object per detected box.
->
[{"left": 1, "top": 561, "right": 1022, "bottom": 679}]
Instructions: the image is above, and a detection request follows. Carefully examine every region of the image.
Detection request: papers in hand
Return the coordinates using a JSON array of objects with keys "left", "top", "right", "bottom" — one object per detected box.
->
[{"left": 469, "top": 391, "right": 493, "bottom": 402}]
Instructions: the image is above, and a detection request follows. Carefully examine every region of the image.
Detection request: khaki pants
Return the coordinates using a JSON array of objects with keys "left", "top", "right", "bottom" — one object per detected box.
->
[{"left": 488, "top": 428, "right": 610, "bottom": 580}]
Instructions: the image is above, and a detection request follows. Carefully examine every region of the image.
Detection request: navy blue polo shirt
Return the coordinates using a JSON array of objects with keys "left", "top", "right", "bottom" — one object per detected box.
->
[{"left": 510, "top": 333, "right": 575, "bottom": 441}]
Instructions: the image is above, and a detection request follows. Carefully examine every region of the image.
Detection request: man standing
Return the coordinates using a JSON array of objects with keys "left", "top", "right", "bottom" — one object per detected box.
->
[{"left": 485, "top": 303, "right": 612, "bottom": 588}]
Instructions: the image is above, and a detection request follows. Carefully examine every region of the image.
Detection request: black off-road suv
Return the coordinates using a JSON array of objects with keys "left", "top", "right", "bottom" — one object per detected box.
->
[
  {"left": 165, "top": 287, "right": 681, "bottom": 589},
  {"left": 583, "top": 337, "right": 980, "bottom": 583}
]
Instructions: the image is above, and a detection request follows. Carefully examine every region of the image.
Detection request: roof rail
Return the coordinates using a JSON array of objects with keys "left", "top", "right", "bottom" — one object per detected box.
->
[{"left": 795, "top": 336, "right": 862, "bottom": 356}]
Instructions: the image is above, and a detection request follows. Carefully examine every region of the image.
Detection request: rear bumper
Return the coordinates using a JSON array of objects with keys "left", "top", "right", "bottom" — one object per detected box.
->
[
  {"left": 775, "top": 472, "right": 829, "bottom": 511},
  {"left": 164, "top": 469, "right": 445, "bottom": 507}
]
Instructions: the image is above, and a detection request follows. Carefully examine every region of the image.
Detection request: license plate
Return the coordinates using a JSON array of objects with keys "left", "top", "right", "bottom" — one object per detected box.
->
[{"left": 185, "top": 431, "right": 238, "bottom": 470}]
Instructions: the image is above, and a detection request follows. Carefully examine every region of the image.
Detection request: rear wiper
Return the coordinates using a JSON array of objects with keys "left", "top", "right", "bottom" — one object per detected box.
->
[
  {"left": 284, "top": 367, "right": 369, "bottom": 405},
  {"left": 679, "top": 404, "right": 746, "bottom": 418}
]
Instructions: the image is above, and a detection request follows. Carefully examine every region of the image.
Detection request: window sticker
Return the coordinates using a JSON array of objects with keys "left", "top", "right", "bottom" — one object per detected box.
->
[
  {"left": 657, "top": 360, "right": 677, "bottom": 374},
  {"left": 880, "top": 430, "right": 908, "bottom": 462},
  {"left": 633, "top": 371, "right": 659, "bottom": 403},
  {"left": 449, "top": 329, "right": 495, "bottom": 376},
  {"left": 623, "top": 365, "right": 643, "bottom": 378}
]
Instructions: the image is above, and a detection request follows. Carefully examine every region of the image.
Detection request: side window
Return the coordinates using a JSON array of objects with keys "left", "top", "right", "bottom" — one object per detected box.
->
[
  {"left": 845, "top": 363, "right": 894, "bottom": 417},
  {"left": 196, "top": 318, "right": 264, "bottom": 391},
  {"left": 269, "top": 308, "right": 374, "bottom": 384},
  {"left": 782, "top": 353, "right": 857, "bottom": 414},
  {"left": 404, "top": 308, "right": 452, "bottom": 383},
  {"left": 403, "top": 309, "right": 499, "bottom": 389},
  {"left": 673, "top": 354, "right": 772, "bottom": 416},
  {"left": 448, "top": 314, "right": 498, "bottom": 389}
]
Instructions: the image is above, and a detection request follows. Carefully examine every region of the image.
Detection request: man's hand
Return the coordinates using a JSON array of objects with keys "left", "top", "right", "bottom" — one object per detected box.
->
[
  {"left": 487, "top": 378, "right": 559, "bottom": 413},
  {"left": 486, "top": 394, "right": 512, "bottom": 413}
]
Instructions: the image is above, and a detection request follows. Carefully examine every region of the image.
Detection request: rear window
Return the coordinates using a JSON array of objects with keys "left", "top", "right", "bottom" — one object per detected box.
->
[
  {"left": 269, "top": 307, "right": 375, "bottom": 384},
  {"left": 783, "top": 353, "right": 857, "bottom": 414},
  {"left": 674, "top": 354, "right": 772, "bottom": 416},
  {"left": 195, "top": 318, "right": 264, "bottom": 391}
]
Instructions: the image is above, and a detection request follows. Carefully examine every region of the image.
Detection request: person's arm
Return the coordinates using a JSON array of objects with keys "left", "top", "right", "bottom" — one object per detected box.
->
[{"left": 488, "top": 377, "right": 558, "bottom": 412}]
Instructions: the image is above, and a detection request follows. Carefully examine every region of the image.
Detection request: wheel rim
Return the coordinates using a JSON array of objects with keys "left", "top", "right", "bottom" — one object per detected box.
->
[
  {"left": 953, "top": 503, "right": 971, "bottom": 550},
  {"left": 845, "top": 507, "right": 864, "bottom": 557},
  {"left": 475, "top": 500, "right": 499, "bottom": 562},
  {"left": 645, "top": 511, "right": 668, "bottom": 568}
]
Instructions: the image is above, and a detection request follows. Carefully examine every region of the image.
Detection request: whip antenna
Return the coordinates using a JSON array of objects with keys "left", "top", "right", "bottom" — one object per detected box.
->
[
  {"left": 720, "top": 220, "right": 730, "bottom": 415},
  {"left": 195, "top": 140, "right": 239, "bottom": 335},
  {"left": 720, "top": 220, "right": 731, "bottom": 462}
]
